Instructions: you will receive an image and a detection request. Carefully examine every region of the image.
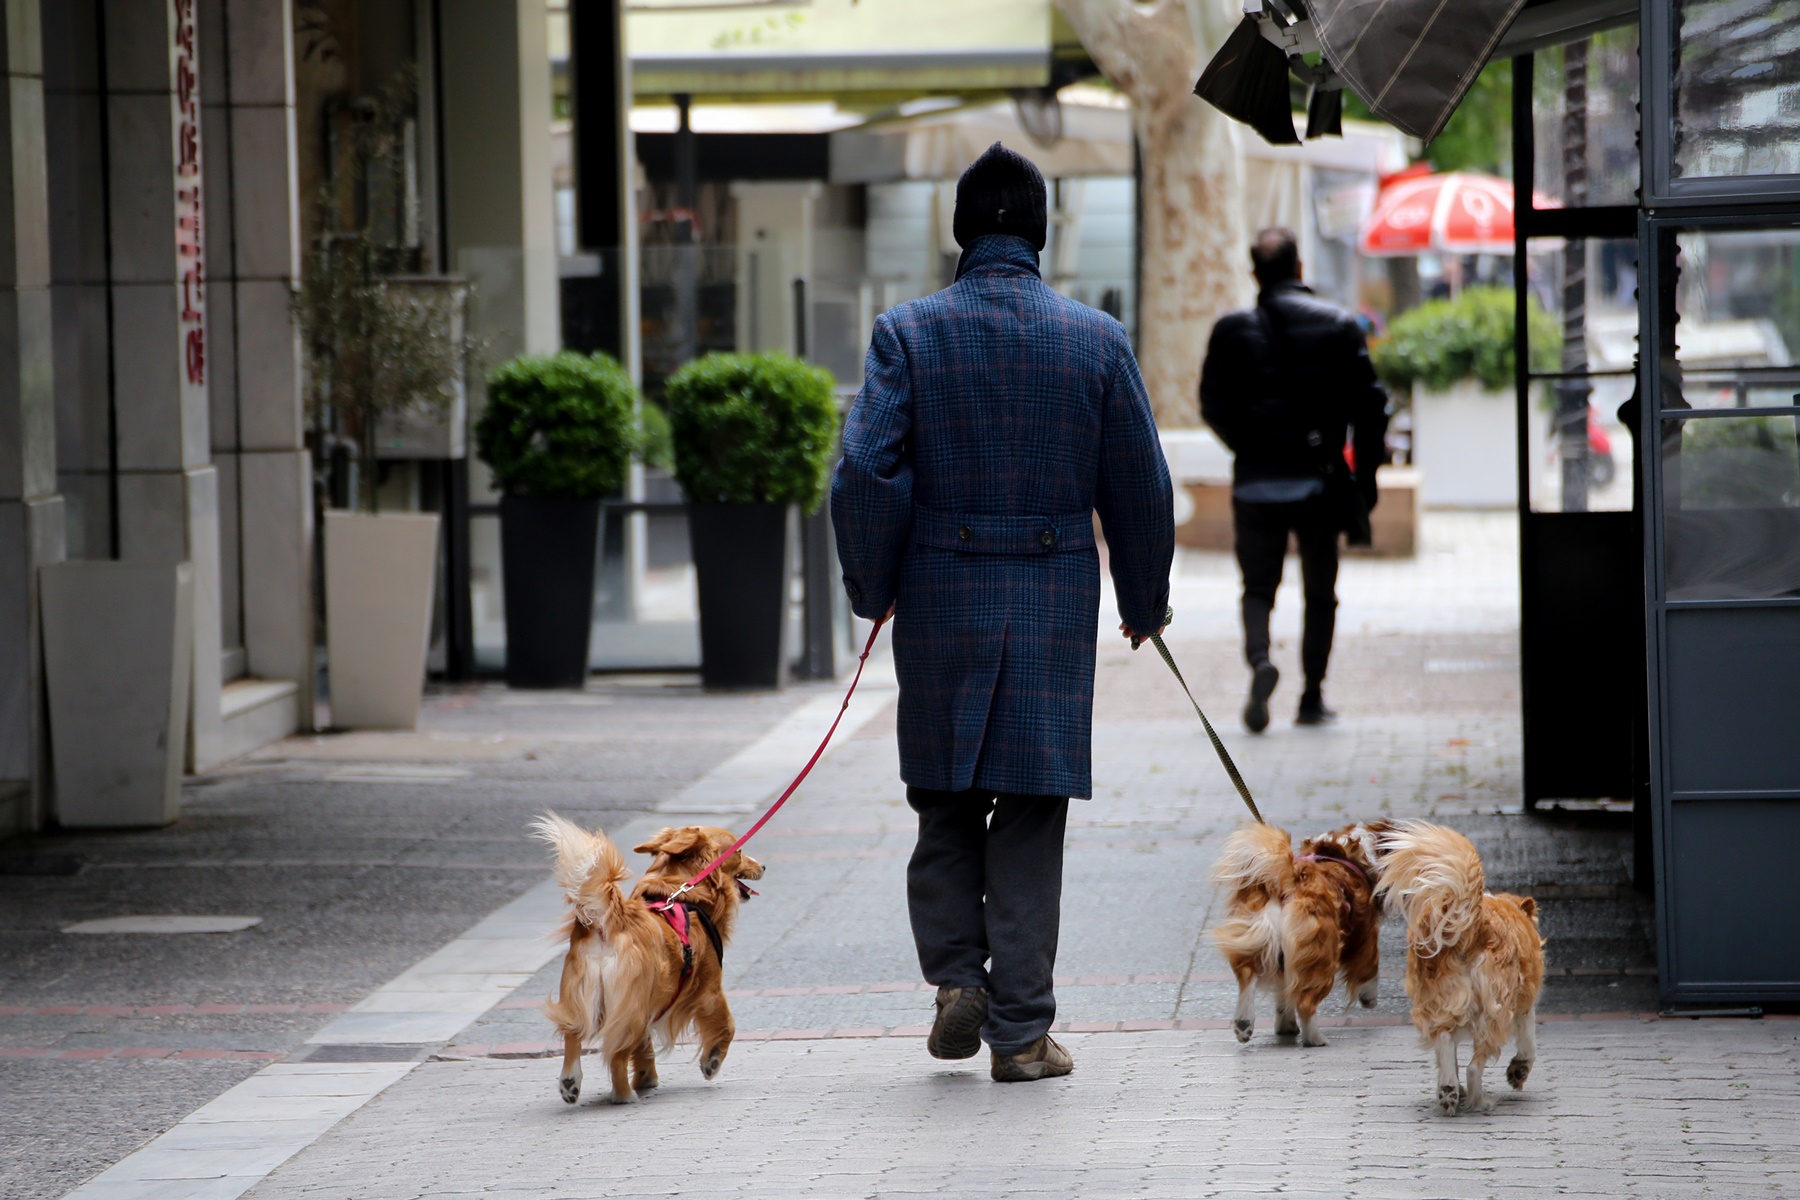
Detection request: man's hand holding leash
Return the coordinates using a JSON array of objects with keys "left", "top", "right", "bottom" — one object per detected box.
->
[{"left": 1121, "top": 605, "right": 1172, "bottom": 650}]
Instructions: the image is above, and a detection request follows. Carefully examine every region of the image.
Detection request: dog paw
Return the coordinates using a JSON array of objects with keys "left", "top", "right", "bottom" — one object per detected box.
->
[
  {"left": 558, "top": 1076, "right": 580, "bottom": 1105},
  {"left": 1506, "top": 1056, "right": 1533, "bottom": 1089},
  {"left": 1232, "top": 1018, "right": 1254, "bottom": 1044},
  {"left": 701, "top": 1048, "right": 725, "bottom": 1080},
  {"left": 606, "top": 1090, "right": 639, "bottom": 1106},
  {"left": 1301, "top": 1031, "right": 1328, "bottom": 1048},
  {"left": 1436, "top": 1084, "right": 1461, "bottom": 1116},
  {"left": 633, "top": 1073, "right": 660, "bottom": 1092},
  {"left": 1274, "top": 1015, "right": 1299, "bottom": 1037}
]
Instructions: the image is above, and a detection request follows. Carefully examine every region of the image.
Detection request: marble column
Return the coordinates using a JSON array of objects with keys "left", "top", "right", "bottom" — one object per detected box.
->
[
  {"left": 439, "top": 0, "right": 561, "bottom": 502},
  {"left": 102, "top": 0, "right": 224, "bottom": 769},
  {"left": 199, "top": 0, "right": 311, "bottom": 714},
  {"left": 0, "top": 0, "right": 64, "bottom": 837}
]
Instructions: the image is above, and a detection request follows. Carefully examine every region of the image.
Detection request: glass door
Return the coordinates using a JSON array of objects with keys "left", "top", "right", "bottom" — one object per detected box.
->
[{"left": 1643, "top": 215, "right": 1800, "bottom": 1001}]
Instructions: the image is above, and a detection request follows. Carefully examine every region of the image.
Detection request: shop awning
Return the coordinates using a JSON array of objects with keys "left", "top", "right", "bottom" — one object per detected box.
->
[
  {"left": 627, "top": 0, "right": 1053, "bottom": 97},
  {"left": 830, "top": 89, "right": 1132, "bottom": 183}
]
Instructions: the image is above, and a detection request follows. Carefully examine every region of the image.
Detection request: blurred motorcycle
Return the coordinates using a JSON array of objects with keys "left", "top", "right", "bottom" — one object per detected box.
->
[{"left": 1588, "top": 407, "right": 1616, "bottom": 488}]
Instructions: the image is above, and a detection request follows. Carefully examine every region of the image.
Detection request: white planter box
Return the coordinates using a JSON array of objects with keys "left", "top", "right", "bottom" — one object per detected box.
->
[
  {"left": 324, "top": 511, "right": 440, "bottom": 729},
  {"left": 1412, "top": 379, "right": 1518, "bottom": 509},
  {"left": 41, "top": 561, "right": 194, "bottom": 828}
]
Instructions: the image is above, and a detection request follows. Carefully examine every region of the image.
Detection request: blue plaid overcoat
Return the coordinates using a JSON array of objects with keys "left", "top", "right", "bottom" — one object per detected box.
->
[{"left": 831, "top": 235, "right": 1174, "bottom": 799}]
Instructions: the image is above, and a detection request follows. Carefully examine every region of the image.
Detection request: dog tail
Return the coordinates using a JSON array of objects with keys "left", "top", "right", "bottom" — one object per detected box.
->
[
  {"left": 1210, "top": 823, "right": 1297, "bottom": 978},
  {"left": 530, "top": 812, "right": 632, "bottom": 936},
  {"left": 1212, "top": 821, "right": 1297, "bottom": 896},
  {"left": 1212, "top": 895, "right": 1289, "bottom": 980},
  {"left": 1373, "top": 821, "right": 1484, "bottom": 958}
]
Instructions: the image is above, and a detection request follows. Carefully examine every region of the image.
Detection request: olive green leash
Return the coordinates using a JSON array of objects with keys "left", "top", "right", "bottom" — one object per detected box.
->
[{"left": 1131, "top": 611, "right": 1265, "bottom": 825}]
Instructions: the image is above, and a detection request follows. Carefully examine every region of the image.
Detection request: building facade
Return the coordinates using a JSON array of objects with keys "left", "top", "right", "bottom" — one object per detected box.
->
[{"left": 1, "top": 0, "right": 584, "bottom": 837}]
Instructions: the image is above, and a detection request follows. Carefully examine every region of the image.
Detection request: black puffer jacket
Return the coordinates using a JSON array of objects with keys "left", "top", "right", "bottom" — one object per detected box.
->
[{"left": 1199, "top": 282, "right": 1389, "bottom": 507}]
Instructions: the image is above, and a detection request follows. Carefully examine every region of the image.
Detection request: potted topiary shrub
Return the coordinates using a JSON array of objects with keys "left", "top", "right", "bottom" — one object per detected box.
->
[
  {"left": 665, "top": 353, "right": 839, "bottom": 690},
  {"left": 1372, "top": 286, "right": 1559, "bottom": 508},
  {"left": 476, "top": 352, "right": 639, "bottom": 688}
]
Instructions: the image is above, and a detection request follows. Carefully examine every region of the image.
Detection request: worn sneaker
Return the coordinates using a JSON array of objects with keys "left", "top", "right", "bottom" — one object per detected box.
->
[
  {"left": 927, "top": 985, "right": 989, "bottom": 1060},
  {"left": 1243, "top": 660, "right": 1280, "bottom": 734},
  {"left": 991, "top": 1034, "right": 1074, "bottom": 1082}
]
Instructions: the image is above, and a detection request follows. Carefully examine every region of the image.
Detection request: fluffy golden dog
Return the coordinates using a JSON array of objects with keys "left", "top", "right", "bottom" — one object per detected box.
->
[
  {"left": 532, "top": 815, "right": 764, "bottom": 1105},
  {"left": 1375, "top": 821, "right": 1545, "bottom": 1115},
  {"left": 1211, "top": 820, "right": 1389, "bottom": 1046}
]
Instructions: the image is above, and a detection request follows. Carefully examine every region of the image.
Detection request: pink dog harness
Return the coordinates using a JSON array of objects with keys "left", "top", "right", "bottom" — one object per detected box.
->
[{"left": 644, "top": 897, "right": 724, "bottom": 1019}]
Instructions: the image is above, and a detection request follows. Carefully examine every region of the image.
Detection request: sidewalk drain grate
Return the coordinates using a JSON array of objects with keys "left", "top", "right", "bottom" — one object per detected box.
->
[{"left": 292, "top": 1043, "right": 428, "bottom": 1062}]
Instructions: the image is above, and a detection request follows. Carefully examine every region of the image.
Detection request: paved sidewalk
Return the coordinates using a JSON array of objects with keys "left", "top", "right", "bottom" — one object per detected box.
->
[
  {"left": 251, "top": 1020, "right": 1800, "bottom": 1200},
  {"left": 18, "top": 512, "right": 1748, "bottom": 1200},
  {"left": 0, "top": 678, "right": 830, "bottom": 1199}
]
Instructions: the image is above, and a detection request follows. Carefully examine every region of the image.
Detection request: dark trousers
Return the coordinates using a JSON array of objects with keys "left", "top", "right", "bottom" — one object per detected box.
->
[
  {"left": 905, "top": 786, "right": 1069, "bottom": 1056},
  {"left": 1233, "top": 494, "right": 1340, "bottom": 690}
]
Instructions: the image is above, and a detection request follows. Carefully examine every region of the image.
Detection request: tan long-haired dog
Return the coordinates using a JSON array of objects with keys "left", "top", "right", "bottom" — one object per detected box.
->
[
  {"left": 532, "top": 814, "right": 764, "bottom": 1105},
  {"left": 1211, "top": 821, "right": 1387, "bottom": 1047},
  {"left": 1375, "top": 821, "right": 1544, "bottom": 1115}
]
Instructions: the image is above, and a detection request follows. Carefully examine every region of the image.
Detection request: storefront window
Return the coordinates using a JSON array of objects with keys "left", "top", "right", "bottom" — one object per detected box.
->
[
  {"left": 1523, "top": 237, "right": 1639, "bottom": 513},
  {"left": 1662, "top": 414, "right": 1800, "bottom": 599},
  {"left": 1673, "top": 0, "right": 1800, "bottom": 180},
  {"left": 1657, "top": 228, "right": 1800, "bottom": 413},
  {"left": 1532, "top": 28, "right": 1641, "bottom": 208}
]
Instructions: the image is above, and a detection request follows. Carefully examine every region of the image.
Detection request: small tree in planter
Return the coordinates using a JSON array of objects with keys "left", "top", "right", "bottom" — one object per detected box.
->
[
  {"left": 666, "top": 353, "right": 839, "bottom": 689},
  {"left": 1372, "top": 286, "right": 1559, "bottom": 508},
  {"left": 475, "top": 352, "right": 639, "bottom": 688},
  {"left": 296, "top": 69, "right": 473, "bottom": 729}
]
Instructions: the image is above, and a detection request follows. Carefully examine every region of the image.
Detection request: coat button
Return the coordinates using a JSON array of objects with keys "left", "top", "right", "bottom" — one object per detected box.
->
[
  {"left": 1040, "top": 530, "right": 1055, "bottom": 547},
  {"left": 958, "top": 526, "right": 972, "bottom": 541}
]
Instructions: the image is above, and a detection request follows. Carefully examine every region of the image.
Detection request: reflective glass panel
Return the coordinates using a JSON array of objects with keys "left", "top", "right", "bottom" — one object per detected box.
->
[
  {"left": 1662, "top": 414, "right": 1800, "bottom": 599},
  {"left": 1659, "top": 228, "right": 1800, "bottom": 410},
  {"left": 1673, "top": 0, "right": 1800, "bottom": 180},
  {"left": 1524, "top": 238, "right": 1640, "bottom": 513},
  {"left": 1532, "top": 29, "right": 1641, "bottom": 207}
]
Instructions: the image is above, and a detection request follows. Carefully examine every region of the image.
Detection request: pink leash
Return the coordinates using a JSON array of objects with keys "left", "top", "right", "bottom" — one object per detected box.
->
[{"left": 648, "top": 613, "right": 890, "bottom": 913}]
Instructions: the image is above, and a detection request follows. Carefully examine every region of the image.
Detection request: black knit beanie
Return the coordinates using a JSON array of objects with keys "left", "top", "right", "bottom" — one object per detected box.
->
[{"left": 952, "top": 141, "right": 1047, "bottom": 252}]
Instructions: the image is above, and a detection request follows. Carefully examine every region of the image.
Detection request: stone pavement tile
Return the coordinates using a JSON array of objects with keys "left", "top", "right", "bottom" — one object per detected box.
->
[
  {"left": 4, "top": 678, "right": 842, "bottom": 1198},
  {"left": 236, "top": 1024, "right": 1800, "bottom": 1200}
]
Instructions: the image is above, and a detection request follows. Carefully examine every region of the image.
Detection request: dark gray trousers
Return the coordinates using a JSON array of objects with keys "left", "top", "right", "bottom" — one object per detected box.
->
[
  {"left": 1234, "top": 493, "right": 1340, "bottom": 689},
  {"left": 905, "top": 786, "right": 1069, "bottom": 1056}
]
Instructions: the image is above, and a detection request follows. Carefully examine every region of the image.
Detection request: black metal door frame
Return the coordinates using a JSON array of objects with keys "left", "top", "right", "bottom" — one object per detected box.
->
[
  {"left": 1509, "top": 53, "right": 1644, "bottom": 815},
  {"left": 1639, "top": 205, "right": 1800, "bottom": 1004}
]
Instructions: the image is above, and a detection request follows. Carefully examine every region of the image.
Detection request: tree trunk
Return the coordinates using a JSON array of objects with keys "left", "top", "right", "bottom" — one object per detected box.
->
[{"left": 1054, "top": 0, "right": 1247, "bottom": 429}]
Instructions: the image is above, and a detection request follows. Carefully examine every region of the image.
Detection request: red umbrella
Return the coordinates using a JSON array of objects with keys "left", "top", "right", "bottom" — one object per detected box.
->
[{"left": 1359, "top": 170, "right": 1528, "bottom": 257}]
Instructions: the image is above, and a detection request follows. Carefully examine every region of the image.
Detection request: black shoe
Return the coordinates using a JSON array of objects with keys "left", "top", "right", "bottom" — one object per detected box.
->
[
  {"left": 1243, "top": 660, "right": 1280, "bottom": 734},
  {"left": 927, "top": 985, "right": 989, "bottom": 1060},
  {"left": 1296, "top": 694, "right": 1337, "bottom": 726}
]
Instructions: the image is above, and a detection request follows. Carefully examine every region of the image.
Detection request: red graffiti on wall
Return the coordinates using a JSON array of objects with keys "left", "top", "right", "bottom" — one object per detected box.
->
[{"left": 173, "top": 0, "right": 205, "bottom": 386}]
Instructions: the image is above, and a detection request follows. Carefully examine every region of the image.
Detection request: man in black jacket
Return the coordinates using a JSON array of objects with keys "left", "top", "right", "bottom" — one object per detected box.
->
[{"left": 1199, "top": 227, "right": 1388, "bottom": 731}]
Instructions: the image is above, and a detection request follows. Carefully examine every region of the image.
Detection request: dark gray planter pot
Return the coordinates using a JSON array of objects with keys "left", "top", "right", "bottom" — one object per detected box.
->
[
  {"left": 500, "top": 494, "right": 602, "bottom": 688},
  {"left": 688, "top": 502, "right": 792, "bottom": 690}
]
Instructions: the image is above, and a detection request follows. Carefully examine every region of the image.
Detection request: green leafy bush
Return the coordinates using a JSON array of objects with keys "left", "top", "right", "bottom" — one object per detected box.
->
[
  {"left": 475, "top": 352, "right": 639, "bottom": 498},
  {"left": 1372, "top": 286, "right": 1561, "bottom": 394},
  {"left": 638, "top": 401, "right": 674, "bottom": 472},
  {"left": 665, "top": 353, "right": 840, "bottom": 510}
]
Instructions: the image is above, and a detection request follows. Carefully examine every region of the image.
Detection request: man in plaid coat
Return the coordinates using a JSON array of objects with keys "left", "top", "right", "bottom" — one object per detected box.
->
[{"left": 832, "top": 143, "right": 1174, "bottom": 1082}]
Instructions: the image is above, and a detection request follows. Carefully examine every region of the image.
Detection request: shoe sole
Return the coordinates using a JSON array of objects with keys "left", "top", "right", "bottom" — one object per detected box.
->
[
  {"left": 927, "top": 990, "right": 988, "bottom": 1060},
  {"left": 992, "top": 1060, "right": 1073, "bottom": 1082},
  {"left": 1243, "top": 662, "right": 1279, "bottom": 734}
]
